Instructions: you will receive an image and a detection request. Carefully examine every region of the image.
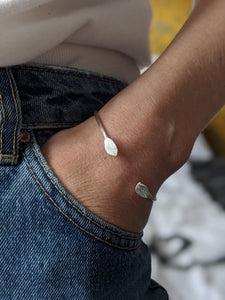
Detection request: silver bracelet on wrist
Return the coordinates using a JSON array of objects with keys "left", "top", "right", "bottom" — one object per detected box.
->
[
  {"left": 94, "top": 110, "right": 157, "bottom": 202},
  {"left": 94, "top": 111, "right": 118, "bottom": 157}
]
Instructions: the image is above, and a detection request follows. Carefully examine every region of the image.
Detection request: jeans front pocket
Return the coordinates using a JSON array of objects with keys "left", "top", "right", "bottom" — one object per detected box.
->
[
  {"left": 16, "top": 129, "right": 160, "bottom": 300},
  {"left": 22, "top": 129, "right": 143, "bottom": 251}
]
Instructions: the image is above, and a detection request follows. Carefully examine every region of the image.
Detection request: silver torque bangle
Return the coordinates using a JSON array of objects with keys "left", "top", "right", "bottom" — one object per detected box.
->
[{"left": 94, "top": 111, "right": 157, "bottom": 202}]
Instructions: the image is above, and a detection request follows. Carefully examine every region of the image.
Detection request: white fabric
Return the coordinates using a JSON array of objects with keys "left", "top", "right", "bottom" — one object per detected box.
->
[{"left": 0, "top": 0, "right": 152, "bottom": 82}]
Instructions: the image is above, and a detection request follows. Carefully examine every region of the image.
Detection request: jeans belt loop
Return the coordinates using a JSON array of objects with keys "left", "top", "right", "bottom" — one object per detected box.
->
[{"left": 0, "top": 67, "right": 22, "bottom": 166}]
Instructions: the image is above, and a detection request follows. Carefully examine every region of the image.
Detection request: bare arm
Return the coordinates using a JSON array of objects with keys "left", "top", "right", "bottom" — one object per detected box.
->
[{"left": 41, "top": 0, "right": 225, "bottom": 232}]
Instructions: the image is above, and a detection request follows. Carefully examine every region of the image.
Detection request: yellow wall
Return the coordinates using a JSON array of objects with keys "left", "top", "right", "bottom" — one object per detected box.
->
[{"left": 149, "top": 0, "right": 192, "bottom": 55}]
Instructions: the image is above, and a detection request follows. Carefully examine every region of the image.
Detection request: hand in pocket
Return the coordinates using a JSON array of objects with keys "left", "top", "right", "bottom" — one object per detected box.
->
[{"left": 40, "top": 116, "right": 153, "bottom": 233}]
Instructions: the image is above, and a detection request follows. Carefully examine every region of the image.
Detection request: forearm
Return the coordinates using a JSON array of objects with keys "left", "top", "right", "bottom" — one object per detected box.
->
[
  {"left": 149, "top": 0, "right": 225, "bottom": 135},
  {"left": 99, "top": 0, "right": 225, "bottom": 191}
]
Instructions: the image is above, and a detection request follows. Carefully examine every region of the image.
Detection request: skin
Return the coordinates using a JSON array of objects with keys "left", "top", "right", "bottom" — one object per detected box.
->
[{"left": 41, "top": 0, "right": 225, "bottom": 233}]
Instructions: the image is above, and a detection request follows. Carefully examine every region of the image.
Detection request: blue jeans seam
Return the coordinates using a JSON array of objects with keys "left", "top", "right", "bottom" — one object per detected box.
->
[
  {"left": 0, "top": 96, "right": 5, "bottom": 164},
  {"left": 0, "top": 154, "right": 18, "bottom": 157},
  {"left": 30, "top": 143, "right": 140, "bottom": 241},
  {"left": 5, "top": 68, "right": 19, "bottom": 165},
  {"left": 21, "top": 148, "right": 139, "bottom": 251}
]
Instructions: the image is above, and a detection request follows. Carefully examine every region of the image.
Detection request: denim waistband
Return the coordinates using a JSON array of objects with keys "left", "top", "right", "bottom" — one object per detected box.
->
[{"left": 0, "top": 63, "right": 127, "bottom": 166}]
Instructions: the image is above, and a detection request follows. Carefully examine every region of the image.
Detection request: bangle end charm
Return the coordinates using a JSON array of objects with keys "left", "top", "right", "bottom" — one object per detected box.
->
[
  {"left": 94, "top": 111, "right": 118, "bottom": 157},
  {"left": 135, "top": 182, "right": 156, "bottom": 202},
  {"left": 104, "top": 137, "right": 118, "bottom": 157}
]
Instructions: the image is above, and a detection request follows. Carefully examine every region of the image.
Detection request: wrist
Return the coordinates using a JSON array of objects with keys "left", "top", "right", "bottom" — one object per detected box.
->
[{"left": 98, "top": 82, "right": 192, "bottom": 193}]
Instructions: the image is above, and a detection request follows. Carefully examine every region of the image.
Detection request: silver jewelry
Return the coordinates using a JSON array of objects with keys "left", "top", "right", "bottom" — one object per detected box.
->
[
  {"left": 94, "top": 112, "right": 156, "bottom": 202},
  {"left": 135, "top": 182, "right": 156, "bottom": 202},
  {"left": 94, "top": 111, "right": 118, "bottom": 157}
]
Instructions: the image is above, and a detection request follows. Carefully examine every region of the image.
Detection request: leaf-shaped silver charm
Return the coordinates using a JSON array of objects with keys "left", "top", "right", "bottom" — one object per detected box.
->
[
  {"left": 104, "top": 137, "right": 118, "bottom": 157},
  {"left": 135, "top": 182, "right": 156, "bottom": 201}
]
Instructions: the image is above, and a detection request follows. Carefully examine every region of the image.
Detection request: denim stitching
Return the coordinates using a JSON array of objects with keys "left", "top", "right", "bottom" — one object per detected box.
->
[
  {"left": 22, "top": 122, "right": 78, "bottom": 126},
  {"left": 22, "top": 149, "right": 138, "bottom": 251},
  {"left": 0, "top": 95, "right": 6, "bottom": 164},
  {"left": 0, "top": 154, "right": 18, "bottom": 158},
  {"left": 6, "top": 68, "right": 19, "bottom": 165},
  {"left": 12, "top": 66, "right": 125, "bottom": 85},
  {"left": 31, "top": 144, "right": 140, "bottom": 241}
]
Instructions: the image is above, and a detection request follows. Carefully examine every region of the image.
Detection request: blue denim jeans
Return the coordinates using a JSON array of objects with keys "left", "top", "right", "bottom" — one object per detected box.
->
[{"left": 0, "top": 64, "right": 168, "bottom": 299}]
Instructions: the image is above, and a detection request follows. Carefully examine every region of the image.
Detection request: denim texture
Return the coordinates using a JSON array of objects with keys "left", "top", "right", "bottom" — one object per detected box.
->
[{"left": 0, "top": 64, "right": 168, "bottom": 299}]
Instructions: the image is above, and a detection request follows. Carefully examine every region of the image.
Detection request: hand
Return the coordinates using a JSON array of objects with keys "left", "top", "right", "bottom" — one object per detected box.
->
[{"left": 40, "top": 115, "right": 154, "bottom": 233}]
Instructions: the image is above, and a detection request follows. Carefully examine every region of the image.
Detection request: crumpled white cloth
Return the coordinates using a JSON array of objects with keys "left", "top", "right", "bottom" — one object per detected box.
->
[
  {"left": 0, "top": 0, "right": 151, "bottom": 83},
  {"left": 143, "top": 135, "right": 225, "bottom": 300},
  {"left": 0, "top": 0, "right": 52, "bottom": 16}
]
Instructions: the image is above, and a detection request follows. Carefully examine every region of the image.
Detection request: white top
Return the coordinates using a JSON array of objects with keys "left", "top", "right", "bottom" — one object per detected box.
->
[{"left": 0, "top": 0, "right": 152, "bottom": 82}]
